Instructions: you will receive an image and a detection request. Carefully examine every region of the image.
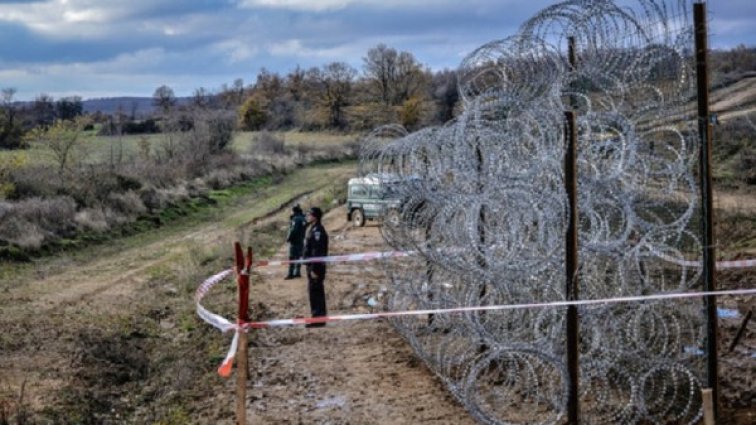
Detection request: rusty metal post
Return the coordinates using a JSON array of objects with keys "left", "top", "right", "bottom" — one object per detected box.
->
[
  {"left": 564, "top": 110, "right": 580, "bottom": 425},
  {"left": 564, "top": 35, "right": 580, "bottom": 425},
  {"left": 234, "top": 243, "right": 253, "bottom": 425},
  {"left": 694, "top": 3, "right": 719, "bottom": 420}
]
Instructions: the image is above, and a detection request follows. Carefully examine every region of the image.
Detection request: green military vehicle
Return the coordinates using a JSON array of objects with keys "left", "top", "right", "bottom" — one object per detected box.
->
[{"left": 346, "top": 174, "right": 403, "bottom": 227}]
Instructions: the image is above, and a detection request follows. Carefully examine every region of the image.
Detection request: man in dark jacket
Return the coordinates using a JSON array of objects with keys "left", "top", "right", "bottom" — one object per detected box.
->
[
  {"left": 303, "top": 207, "right": 328, "bottom": 326},
  {"left": 285, "top": 205, "right": 307, "bottom": 279}
]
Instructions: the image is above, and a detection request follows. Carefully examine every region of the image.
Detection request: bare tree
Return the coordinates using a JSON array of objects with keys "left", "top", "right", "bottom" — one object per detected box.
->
[
  {"left": 130, "top": 100, "right": 139, "bottom": 120},
  {"left": 232, "top": 78, "right": 245, "bottom": 106},
  {"left": 312, "top": 62, "right": 356, "bottom": 129},
  {"left": 153, "top": 85, "right": 176, "bottom": 115},
  {"left": 192, "top": 87, "right": 211, "bottom": 109},
  {"left": 363, "top": 44, "right": 427, "bottom": 106},
  {"left": 431, "top": 69, "right": 459, "bottom": 123},
  {"left": 363, "top": 44, "right": 397, "bottom": 106},
  {"left": 1, "top": 88, "right": 15, "bottom": 106},
  {"left": 1, "top": 88, "right": 24, "bottom": 149},
  {"left": 28, "top": 117, "right": 91, "bottom": 176},
  {"left": 394, "top": 51, "right": 428, "bottom": 105},
  {"left": 32, "top": 94, "right": 56, "bottom": 127},
  {"left": 287, "top": 66, "right": 307, "bottom": 102},
  {"left": 55, "top": 96, "right": 83, "bottom": 121},
  {"left": 219, "top": 78, "right": 246, "bottom": 109}
]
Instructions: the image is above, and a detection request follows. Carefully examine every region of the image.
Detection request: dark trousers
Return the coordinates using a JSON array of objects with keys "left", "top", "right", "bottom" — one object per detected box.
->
[
  {"left": 307, "top": 266, "right": 327, "bottom": 319},
  {"left": 288, "top": 243, "right": 303, "bottom": 277}
]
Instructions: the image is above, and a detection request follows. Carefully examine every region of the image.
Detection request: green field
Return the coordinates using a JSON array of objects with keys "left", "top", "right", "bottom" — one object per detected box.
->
[{"left": 0, "top": 130, "right": 358, "bottom": 168}]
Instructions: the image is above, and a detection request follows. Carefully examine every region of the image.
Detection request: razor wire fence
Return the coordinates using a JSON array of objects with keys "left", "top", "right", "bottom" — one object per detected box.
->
[{"left": 355, "top": 1, "right": 752, "bottom": 424}]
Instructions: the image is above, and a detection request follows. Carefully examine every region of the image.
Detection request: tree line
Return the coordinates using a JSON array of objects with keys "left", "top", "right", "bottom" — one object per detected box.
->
[
  {"left": 2, "top": 43, "right": 756, "bottom": 152},
  {"left": 157, "top": 43, "right": 459, "bottom": 133},
  {"left": 0, "top": 43, "right": 458, "bottom": 150}
]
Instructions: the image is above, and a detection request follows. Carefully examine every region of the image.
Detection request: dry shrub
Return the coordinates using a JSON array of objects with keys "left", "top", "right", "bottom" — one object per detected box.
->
[
  {"left": 75, "top": 208, "right": 109, "bottom": 232},
  {"left": 162, "top": 185, "right": 190, "bottom": 206},
  {"left": 253, "top": 131, "right": 286, "bottom": 155},
  {"left": 138, "top": 186, "right": 166, "bottom": 212},
  {"left": 14, "top": 196, "right": 76, "bottom": 236},
  {"left": 204, "top": 169, "right": 235, "bottom": 190},
  {"left": 138, "top": 185, "right": 192, "bottom": 212},
  {"left": 0, "top": 216, "right": 44, "bottom": 249},
  {"left": 0, "top": 196, "right": 77, "bottom": 248},
  {"left": 107, "top": 190, "right": 147, "bottom": 217},
  {"left": 8, "top": 164, "right": 62, "bottom": 199},
  {"left": 736, "top": 147, "right": 756, "bottom": 185},
  {"left": 0, "top": 201, "right": 9, "bottom": 222},
  {"left": 186, "top": 178, "right": 209, "bottom": 197},
  {"left": 103, "top": 207, "right": 130, "bottom": 227}
]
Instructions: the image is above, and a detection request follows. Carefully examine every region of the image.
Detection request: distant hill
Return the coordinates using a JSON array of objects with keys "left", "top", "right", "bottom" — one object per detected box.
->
[
  {"left": 82, "top": 97, "right": 155, "bottom": 116},
  {"left": 82, "top": 97, "right": 191, "bottom": 116}
]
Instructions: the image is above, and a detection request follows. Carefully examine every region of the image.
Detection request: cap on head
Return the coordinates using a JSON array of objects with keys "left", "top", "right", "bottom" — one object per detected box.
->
[{"left": 308, "top": 207, "right": 323, "bottom": 220}]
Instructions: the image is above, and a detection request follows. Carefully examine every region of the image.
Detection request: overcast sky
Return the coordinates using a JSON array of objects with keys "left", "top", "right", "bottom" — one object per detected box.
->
[{"left": 1, "top": 0, "right": 754, "bottom": 101}]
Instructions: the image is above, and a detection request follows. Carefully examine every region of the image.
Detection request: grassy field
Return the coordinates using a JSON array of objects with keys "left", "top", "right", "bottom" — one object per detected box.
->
[
  {"left": 232, "top": 130, "right": 357, "bottom": 151},
  {"left": 0, "top": 130, "right": 359, "bottom": 168}
]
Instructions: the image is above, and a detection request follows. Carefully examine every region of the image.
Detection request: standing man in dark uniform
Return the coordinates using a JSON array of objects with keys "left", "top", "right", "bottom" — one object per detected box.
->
[
  {"left": 303, "top": 207, "right": 328, "bottom": 326},
  {"left": 285, "top": 205, "right": 306, "bottom": 280}
]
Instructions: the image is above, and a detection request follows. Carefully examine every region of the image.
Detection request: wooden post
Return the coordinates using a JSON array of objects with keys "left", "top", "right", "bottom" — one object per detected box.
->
[
  {"left": 701, "top": 388, "right": 715, "bottom": 425},
  {"left": 565, "top": 35, "right": 580, "bottom": 425},
  {"left": 694, "top": 3, "right": 719, "bottom": 421},
  {"left": 234, "top": 242, "right": 253, "bottom": 425}
]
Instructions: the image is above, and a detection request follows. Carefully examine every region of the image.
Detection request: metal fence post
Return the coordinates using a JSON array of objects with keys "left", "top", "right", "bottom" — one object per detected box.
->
[
  {"left": 693, "top": 3, "right": 719, "bottom": 421},
  {"left": 565, "top": 35, "right": 580, "bottom": 425}
]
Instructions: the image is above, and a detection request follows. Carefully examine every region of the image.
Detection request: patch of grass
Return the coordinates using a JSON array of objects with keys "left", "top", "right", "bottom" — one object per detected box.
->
[
  {"left": 232, "top": 130, "right": 356, "bottom": 152},
  {"left": 0, "top": 381, "right": 30, "bottom": 425},
  {"left": 718, "top": 211, "right": 756, "bottom": 255},
  {"left": 153, "top": 406, "right": 192, "bottom": 425}
]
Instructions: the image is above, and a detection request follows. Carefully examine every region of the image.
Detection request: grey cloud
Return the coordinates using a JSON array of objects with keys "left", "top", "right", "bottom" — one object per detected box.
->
[{"left": 2, "top": 0, "right": 755, "bottom": 101}]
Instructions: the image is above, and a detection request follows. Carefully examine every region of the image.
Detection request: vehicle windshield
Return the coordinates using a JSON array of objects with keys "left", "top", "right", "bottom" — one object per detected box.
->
[{"left": 379, "top": 182, "right": 401, "bottom": 198}]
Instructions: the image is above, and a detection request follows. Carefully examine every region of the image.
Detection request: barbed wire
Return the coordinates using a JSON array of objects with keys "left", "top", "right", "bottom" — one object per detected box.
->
[{"left": 360, "top": 1, "right": 711, "bottom": 424}]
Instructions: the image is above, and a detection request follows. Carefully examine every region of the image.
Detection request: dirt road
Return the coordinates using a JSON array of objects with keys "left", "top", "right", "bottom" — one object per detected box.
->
[
  {"left": 1, "top": 161, "right": 752, "bottom": 423},
  {"left": 229, "top": 209, "right": 476, "bottom": 424},
  {"left": 0, "top": 163, "right": 476, "bottom": 424}
]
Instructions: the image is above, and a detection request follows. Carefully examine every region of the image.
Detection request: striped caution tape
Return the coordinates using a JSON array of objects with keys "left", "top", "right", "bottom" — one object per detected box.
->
[
  {"left": 195, "top": 262, "right": 756, "bottom": 376},
  {"left": 649, "top": 252, "right": 756, "bottom": 269},
  {"left": 254, "top": 250, "right": 413, "bottom": 267},
  {"left": 242, "top": 288, "right": 756, "bottom": 329},
  {"left": 253, "top": 248, "right": 756, "bottom": 269}
]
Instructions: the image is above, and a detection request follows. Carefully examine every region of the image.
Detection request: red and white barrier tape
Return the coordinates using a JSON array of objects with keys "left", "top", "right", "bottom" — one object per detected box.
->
[
  {"left": 252, "top": 248, "right": 756, "bottom": 269},
  {"left": 254, "top": 250, "right": 413, "bottom": 267},
  {"left": 196, "top": 256, "right": 756, "bottom": 376},
  {"left": 243, "top": 287, "right": 756, "bottom": 328},
  {"left": 649, "top": 251, "right": 756, "bottom": 269}
]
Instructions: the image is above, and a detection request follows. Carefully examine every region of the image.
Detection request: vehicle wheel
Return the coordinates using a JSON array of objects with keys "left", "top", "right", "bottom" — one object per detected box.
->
[
  {"left": 352, "top": 208, "right": 366, "bottom": 227},
  {"left": 385, "top": 209, "right": 400, "bottom": 227}
]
